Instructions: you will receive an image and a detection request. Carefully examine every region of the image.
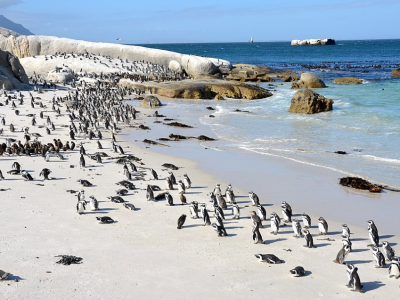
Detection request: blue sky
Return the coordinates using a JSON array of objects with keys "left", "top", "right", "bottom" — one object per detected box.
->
[{"left": 1, "top": 0, "right": 400, "bottom": 44}]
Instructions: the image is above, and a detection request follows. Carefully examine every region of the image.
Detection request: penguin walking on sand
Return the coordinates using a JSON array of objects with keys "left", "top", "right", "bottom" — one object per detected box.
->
[
  {"left": 318, "top": 217, "right": 328, "bottom": 235},
  {"left": 178, "top": 180, "right": 186, "bottom": 194},
  {"left": 249, "top": 191, "right": 260, "bottom": 206},
  {"left": 150, "top": 168, "right": 158, "bottom": 180},
  {"left": 389, "top": 259, "right": 400, "bottom": 279},
  {"left": 216, "top": 193, "right": 227, "bottom": 210},
  {"left": 250, "top": 211, "right": 263, "bottom": 229},
  {"left": 346, "top": 264, "right": 363, "bottom": 293},
  {"left": 371, "top": 246, "right": 386, "bottom": 268},
  {"left": 177, "top": 214, "right": 186, "bottom": 229},
  {"left": 80, "top": 154, "right": 86, "bottom": 168},
  {"left": 183, "top": 174, "right": 191, "bottom": 189},
  {"left": 333, "top": 245, "right": 351, "bottom": 264},
  {"left": 168, "top": 171, "right": 177, "bottom": 185},
  {"left": 165, "top": 192, "right": 174, "bottom": 206},
  {"left": 165, "top": 177, "right": 173, "bottom": 190},
  {"left": 252, "top": 225, "right": 264, "bottom": 244},
  {"left": 292, "top": 219, "right": 303, "bottom": 238},
  {"left": 77, "top": 190, "right": 85, "bottom": 202},
  {"left": 257, "top": 204, "right": 266, "bottom": 221},
  {"left": 146, "top": 185, "right": 155, "bottom": 201},
  {"left": 214, "top": 204, "right": 225, "bottom": 220},
  {"left": 367, "top": 220, "right": 379, "bottom": 247},
  {"left": 179, "top": 192, "right": 187, "bottom": 205},
  {"left": 213, "top": 214, "right": 227, "bottom": 237},
  {"left": 226, "top": 189, "right": 235, "bottom": 204},
  {"left": 213, "top": 184, "right": 221, "bottom": 195},
  {"left": 232, "top": 203, "right": 240, "bottom": 219},
  {"left": 39, "top": 168, "right": 51, "bottom": 180},
  {"left": 342, "top": 236, "right": 353, "bottom": 252},
  {"left": 382, "top": 241, "right": 396, "bottom": 262},
  {"left": 342, "top": 224, "right": 351, "bottom": 238},
  {"left": 89, "top": 196, "right": 99, "bottom": 211},
  {"left": 189, "top": 201, "right": 199, "bottom": 219},
  {"left": 281, "top": 201, "right": 292, "bottom": 224},
  {"left": 302, "top": 213, "right": 311, "bottom": 229},
  {"left": 200, "top": 203, "right": 211, "bottom": 226},
  {"left": 303, "top": 229, "right": 316, "bottom": 248},
  {"left": 77, "top": 200, "right": 86, "bottom": 215},
  {"left": 270, "top": 212, "right": 280, "bottom": 235},
  {"left": 21, "top": 171, "right": 33, "bottom": 181}
]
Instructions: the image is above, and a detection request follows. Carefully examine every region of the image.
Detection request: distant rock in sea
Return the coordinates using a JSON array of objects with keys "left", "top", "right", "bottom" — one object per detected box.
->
[
  {"left": 291, "top": 39, "right": 336, "bottom": 46},
  {"left": 392, "top": 69, "right": 400, "bottom": 77},
  {"left": 0, "top": 15, "right": 34, "bottom": 35}
]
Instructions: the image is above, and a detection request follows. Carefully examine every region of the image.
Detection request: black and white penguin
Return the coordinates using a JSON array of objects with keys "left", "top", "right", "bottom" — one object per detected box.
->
[
  {"left": 165, "top": 192, "right": 174, "bottom": 206},
  {"left": 269, "top": 213, "right": 279, "bottom": 235},
  {"left": 183, "top": 174, "right": 191, "bottom": 189},
  {"left": 292, "top": 219, "right": 303, "bottom": 238},
  {"left": 116, "top": 189, "right": 129, "bottom": 196},
  {"left": 0, "top": 170, "right": 4, "bottom": 180},
  {"left": 165, "top": 177, "right": 173, "bottom": 190},
  {"left": 367, "top": 220, "right": 379, "bottom": 247},
  {"left": 249, "top": 191, "right": 260, "bottom": 206},
  {"left": 302, "top": 213, "right": 311, "bottom": 228},
  {"left": 178, "top": 180, "right": 186, "bottom": 194},
  {"left": 96, "top": 216, "right": 114, "bottom": 224},
  {"left": 382, "top": 241, "right": 396, "bottom": 261},
  {"left": 108, "top": 196, "right": 125, "bottom": 203},
  {"left": 76, "top": 200, "right": 86, "bottom": 214},
  {"left": 21, "top": 171, "right": 33, "bottom": 181},
  {"left": 179, "top": 192, "right": 187, "bottom": 205},
  {"left": 77, "top": 190, "right": 85, "bottom": 202},
  {"left": 177, "top": 214, "right": 186, "bottom": 229},
  {"left": 168, "top": 171, "right": 177, "bottom": 185},
  {"left": 213, "top": 214, "right": 227, "bottom": 236},
  {"left": 146, "top": 185, "right": 155, "bottom": 201},
  {"left": 371, "top": 246, "right": 386, "bottom": 268},
  {"left": 89, "top": 195, "right": 99, "bottom": 211},
  {"left": 303, "top": 229, "right": 316, "bottom": 248},
  {"left": 226, "top": 189, "right": 235, "bottom": 204},
  {"left": 318, "top": 217, "right": 328, "bottom": 235},
  {"left": 342, "top": 224, "right": 351, "bottom": 238},
  {"left": 189, "top": 201, "right": 199, "bottom": 218},
  {"left": 216, "top": 193, "right": 227, "bottom": 210},
  {"left": 342, "top": 236, "right": 353, "bottom": 252},
  {"left": 232, "top": 203, "right": 240, "bottom": 219},
  {"left": 290, "top": 266, "right": 305, "bottom": 277},
  {"left": 250, "top": 211, "right": 263, "bottom": 228},
  {"left": 39, "top": 168, "right": 51, "bottom": 180},
  {"left": 281, "top": 201, "right": 292, "bottom": 223},
  {"left": 200, "top": 203, "right": 211, "bottom": 226},
  {"left": 214, "top": 204, "right": 225, "bottom": 220},
  {"left": 346, "top": 264, "right": 363, "bottom": 293},
  {"left": 252, "top": 225, "right": 264, "bottom": 244},
  {"left": 254, "top": 254, "right": 282, "bottom": 264},
  {"left": 333, "top": 245, "right": 351, "bottom": 264},
  {"left": 123, "top": 203, "right": 136, "bottom": 210},
  {"left": 257, "top": 204, "right": 266, "bottom": 221},
  {"left": 150, "top": 168, "right": 158, "bottom": 180},
  {"left": 388, "top": 259, "right": 400, "bottom": 279},
  {"left": 213, "top": 183, "right": 221, "bottom": 195},
  {"left": 80, "top": 154, "right": 86, "bottom": 168}
]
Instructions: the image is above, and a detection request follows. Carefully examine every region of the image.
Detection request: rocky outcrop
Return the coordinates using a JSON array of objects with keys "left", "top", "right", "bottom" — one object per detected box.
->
[
  {"left": 0, "top": 48, "right": 29, "bottom": 90},
  {"left": 0, "top": 30, "right": 231, "bottom": 77},
  {"left": 226, "top": 64, "right": 292, "bottom": 82},
  {"left": 333, "top": 77, "right": 363, "bottom": 84},
  {"left": 142, "top": 95, "right": 162, "bottom": 108},
  {"left": 120, "top": 79, "right": 272, "bottom": 100},
  {"left": 281, "top": 75, "right": 299, "bottom": 82},
  {"left": 291, "top": 39, "right": 336, "bottom": 46},
  {"left": 291, "top": 72, "right": 326, "bottom": 89},
  {"left": 392, "top": 69, "right": 400, "bottom": 77},
  {"left": 289, "top": 89, "right": 333, "bottom": 114},
  {"left": 46, "top": 67, "right": 74, "bottom": 83}
]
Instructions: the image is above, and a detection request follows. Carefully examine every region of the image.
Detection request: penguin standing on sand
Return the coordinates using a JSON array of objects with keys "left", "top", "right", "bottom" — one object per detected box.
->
[
  {"left": 232, "top": 203, "right": 240, "bottom": 219},
  {"left": 382, "top": 241, "right": 396, "bottom": 261},
  {"left": 39, "top": 168, "right": 51, "bottom": 180},
  {"left": 178, "top": 180, "right": 186, "bottom": 194},
  {"left": 257, "top": 204, "right": 266, "bottom": 221},
  {"left": 213, "top": 214, "right": 227, "bottom": 236},
  {"left": 250, "top": 211, "right": 263, "bottom": 228},
  {"left": 216, "top": 193, "right": 227, "bottom": 210},
  {"left": 177, "top": 214, "right": 186, "bottom": 229},
  {"left": 367, "top": 220, "right": 379, "bottom": 247},
  {"left": 318, "top": 217, "right": 329, "bottom": 235},
  {"left": 388, "top": 259, "right": 400, "bottom": 279},
  {"left": 89, "top": 195, "right": 99, "bottom": 211},
  {"left": 77, "top": 190, "right": 85, "bottom": 202},
  {"left": 270, "top": 212, "right": 280, "bottom": 235},
  {"left": 200, "top": 203, "right": 211, "bottom": 226},
  {"left": 80, "top": 154, "right": 86, "bottom": 168},
  {"left": 165, "top": 192, "right": 174, "bottom": 206},
  {"left": 249, "top": 191, "right": 260, "bottom": 206},
  {"left": 292, "top": 219, "right": 303, "bottom": 238},
  {"left": 342, "top": 224, "right": 351, "bottom": 238},
  {"left": 179, "top": 192, "right": 187, "bottom": 205},
  {"left": 302, "top": 213, "right": 311, "bottom": 228},
  {"left": 281, "top": 201, "right": 292, "bottom": 223},
  {"left": 150, "top": 168, "right": 158, "bottom": 180},
  {"left": 346, "top": 264, "right": 363, "bottom": 293},
  {"left": 333, "top": 245, "right": 351, "bottom": 264},
  {"left": 77, "top": 200, "right": 86, "bottom": 215},
  {"left": 189, "top": 201, "right": 199, "bottom": 218},
  {"left": 303, "top": 229, "right": 316, "bottom": 248},
  {"left": 252, "top": 225, "right": 264, "bottom": 244},
  {"left": 165, "top": 177, "right": 173, "bottom": 190},
  {"left": 183, "top": 174, "right": 191, "bottom": 189},
  {"left": 146, "top": 185, "right": 155, "bottom": 201},
  {"left": 342, "top": 236, "right": 353, "bottom": 252},
  {"left": 168, "top": 172, "right": 177, "bottom": 185},
  {"left": 371, "top": 246, "right": 386, "bottom": 268},
  {"left": 226, "top": 189, "right": 235, "bottom": 204}
]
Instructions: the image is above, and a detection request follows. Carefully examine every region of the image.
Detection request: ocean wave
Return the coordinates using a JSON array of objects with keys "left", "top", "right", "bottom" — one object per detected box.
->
[{"left": 359, "top": 155, "right": 400, "bottom": 164}]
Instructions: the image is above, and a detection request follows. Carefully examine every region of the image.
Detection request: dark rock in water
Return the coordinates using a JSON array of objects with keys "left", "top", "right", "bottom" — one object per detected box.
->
[
  {"left": 164, "top": 122, "right": 193, "bottom": 128},
  {"left": 335, "top": 151, "right": 347, "bottom": 155},
  {"left": 281, "top": 75, "right": 299, "bottom": 82},
  {"left": 339, "top": 177, "right": 382, "bottom": 193},
  {"left": 206, "top": 106, "right": 215, "bottom": 110},
  {"left": 142, "top": 95, "right": 162, "bottom": 108},
  {"left": 162, "top": 163, "right": 179, "bottom": 170},
  {"left": 164, "top": 118, "right": 174, "bottom": 121},
  {"left": 139, "top": 124, "right": 150, "bottom": 130},
  {"left": 209, "top": 115, "right": 215, "bottom": 118},
  {"left": 143, "top": 139, "right": 170, "bottom": 147},
  {"left": 289, "top": 89, "right": 333, "bottom": 114},
  {"left": 55, "top": 255, "right": 83, "bottom": 265},
  {"left": 234, "top": 109, "right": 251, "bottom": 113},
  {"left": 198, "top": 135, "right": 215, "bottom": 141},
  {"left": 169, "top": 134, "right": 187, "bottom": 140},
  {"left": 158, "top": 138, "right": 170, "bottom": 141}
]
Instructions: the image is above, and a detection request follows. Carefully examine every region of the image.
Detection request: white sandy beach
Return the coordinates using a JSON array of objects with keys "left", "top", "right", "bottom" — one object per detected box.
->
[{"left": 1, "top": 86, "right": 399, "bottom": 300}]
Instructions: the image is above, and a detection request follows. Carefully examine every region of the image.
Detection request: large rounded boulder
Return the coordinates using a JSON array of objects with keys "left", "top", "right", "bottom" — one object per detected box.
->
[
  {"left": 142, "top": 95, "right": 162, "bottom": 108},
  {"left": 333, "top": 77, "right": 363, "bottom": 84},
  {"left": 289, "top": 89, "right": 333, "bottom": 114},
  {"left": 291, "top": 72, "right": 326, "bottom": 89}
]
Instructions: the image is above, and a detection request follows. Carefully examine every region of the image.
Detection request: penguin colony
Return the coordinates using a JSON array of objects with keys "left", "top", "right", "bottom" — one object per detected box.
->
[{"left": 0, "top": 69, "right": 399, "bottom": 295}]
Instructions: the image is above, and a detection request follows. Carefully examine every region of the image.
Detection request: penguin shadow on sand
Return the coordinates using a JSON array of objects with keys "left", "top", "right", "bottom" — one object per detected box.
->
[
  {"left": 314, "top": 243, "right": 331, "bottom": 248},
  {"left": 380, "top": 234, "right": 395, "bottom": 240},
  {"left": 349, "top": 248, "right": 369, "bottom": 253},
  {"left": 264, "top": 238, "right": 287, "bottom": 244},
  {"left": 345, "top": 259, "right": 373, "bottom": 265},
  {"left": 362, "top": 281, "right": 385, "bottom": 293},
  {"left": 6, "top": 273, "right": 24, "bottom": 281}
]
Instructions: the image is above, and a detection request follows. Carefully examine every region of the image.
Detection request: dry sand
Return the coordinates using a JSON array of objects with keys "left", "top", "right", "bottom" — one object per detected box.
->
[{"left": 0, "top": 88, "right": 399, "bottom": 300}]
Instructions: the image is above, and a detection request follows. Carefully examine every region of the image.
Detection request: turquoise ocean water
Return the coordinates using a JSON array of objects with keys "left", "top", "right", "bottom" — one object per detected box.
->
[{"left": 139, "top": 40, "right": 400, "bottom": 188}]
